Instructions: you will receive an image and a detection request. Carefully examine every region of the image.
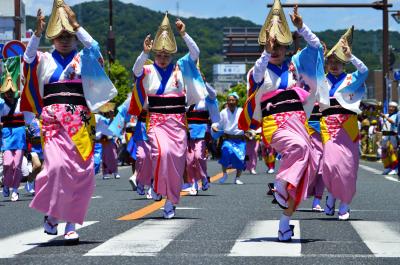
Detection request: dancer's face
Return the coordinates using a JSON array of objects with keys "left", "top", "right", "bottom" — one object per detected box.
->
[
  {"left": 155, "top": 52, "right": 172, "bottom": 69},
  {"left": 269, "top": 44, "right": 287, "bottom": 65},
  {"left": 389, "top": 106, "right": 397, "bottom": 114},
  {"left": 227, "top": 96, "right": 238, "bottom": 112},
  {"left": 53, "top": 31, "right": 77, "bottom": 56},
  {"left": 326, "top": 56, "right": 344, "bottom": 76}
]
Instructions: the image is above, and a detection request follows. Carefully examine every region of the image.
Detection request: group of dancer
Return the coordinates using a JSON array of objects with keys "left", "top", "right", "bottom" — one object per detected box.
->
[{"left": 0, "top": 0, "right": 368, "bottom": 244}]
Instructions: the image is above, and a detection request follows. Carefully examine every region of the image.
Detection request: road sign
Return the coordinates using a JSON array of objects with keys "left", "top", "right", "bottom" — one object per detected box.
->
[
  {"left": 2, "top": 40, "right": 25, "bottom": 59},
  {"left": 394, "top": 70, "right": 400, "bottom": 81},
  {"left": 0, "top": 44, "right": 4, "bottom": 60}
]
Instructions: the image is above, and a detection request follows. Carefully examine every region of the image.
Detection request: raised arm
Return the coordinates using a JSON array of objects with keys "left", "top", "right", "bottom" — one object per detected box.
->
[
  {"left": 341, "top": 38, "right": 368, "bottom": 74},
  {"left": 176, "top": 19, "right": 200, "bottom": 61},
  {"left": 253, "top": 51, "right": 271, "bottom": 84},
  {"left": 297, "top": 24, "right": 320, "bottom": 49},
  {"left": 290, "top": 5, "right": 320, "bottom": 48},
  {"left": 350, "top": 55, "right": 368, "bottom": 74},
  {"left": 64, "top": 5, "right": 94, "bottom": 48},
  {"left": 24, "top": 9, "right": 45, "bottom": 64},
  {"left": 132, "top": 34, "right": 152, "bottom": 78}
]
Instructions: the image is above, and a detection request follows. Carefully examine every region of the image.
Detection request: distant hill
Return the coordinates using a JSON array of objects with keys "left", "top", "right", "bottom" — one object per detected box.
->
[{"left": 26, "top": 0, "right": 400, "bottom": 79}]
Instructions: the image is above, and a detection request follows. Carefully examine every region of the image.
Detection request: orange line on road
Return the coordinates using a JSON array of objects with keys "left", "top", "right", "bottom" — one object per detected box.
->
[{"left": 117, "top": 169, "right": 235, "bottom": 221}]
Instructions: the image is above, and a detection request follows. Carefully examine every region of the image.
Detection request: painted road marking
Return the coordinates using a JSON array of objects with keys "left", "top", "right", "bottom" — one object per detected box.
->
[
  {"left": 351, "top": 221, "right": 400, "bottom": 257},
  {"left": 359, "top": 164, "right": 400, "bottom": 183},
  {"left": 359, "top": 164, "right": 382, "bottom": 174},
  {"left": 117, "top": 170, "right": 235, "bottom": 221},
  {"left": 0, "top": 221, "right": 97, "bottom": 258},
  {"left": 229, "top": 220, "right": 301, "bottom": 257},
  {"left": 85, "top": 219, "right": 193, "bottom": 256}
]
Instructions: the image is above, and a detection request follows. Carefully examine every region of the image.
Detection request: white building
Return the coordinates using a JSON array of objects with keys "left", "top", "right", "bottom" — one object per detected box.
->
[
  {"left": 0, "top": 0, "right": 26, "bottom": 43},
  {"left": 213, "top": 63, "right": 246, "bottom": 92}
]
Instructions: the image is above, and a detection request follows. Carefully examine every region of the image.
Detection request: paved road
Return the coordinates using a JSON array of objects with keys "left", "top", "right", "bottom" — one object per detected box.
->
[{"left": 0, "top": 160, "right": 399, "bottom": 265}]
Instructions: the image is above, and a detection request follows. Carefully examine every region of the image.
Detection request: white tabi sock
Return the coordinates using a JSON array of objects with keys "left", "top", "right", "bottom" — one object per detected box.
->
[
  {"left": 338, "top": 202, "right": 349, "bottom": 215},
  {"left": 279, "top": 214, "right": 291, "bottom": 232}
]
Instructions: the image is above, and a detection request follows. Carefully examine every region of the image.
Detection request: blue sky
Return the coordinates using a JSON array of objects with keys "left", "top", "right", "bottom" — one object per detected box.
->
[{"left": 24, "top": 0, "right": 400, "bottom": 31}]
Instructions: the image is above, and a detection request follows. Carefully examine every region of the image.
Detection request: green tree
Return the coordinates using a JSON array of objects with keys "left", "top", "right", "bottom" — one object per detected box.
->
[{"left": 105, "top": 60, "right": 132, "bottom": 107}]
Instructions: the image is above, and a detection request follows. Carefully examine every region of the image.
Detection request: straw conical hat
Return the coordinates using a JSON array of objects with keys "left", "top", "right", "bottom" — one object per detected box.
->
[
  {"left": 258, "top": 0, "right": 293, "bottom": 46},
  {"left": 152, "top": 12, "right": 177, "bottom": 54},
  {"left": 46, "top": 0, "right": 75, "bottom": 39}
]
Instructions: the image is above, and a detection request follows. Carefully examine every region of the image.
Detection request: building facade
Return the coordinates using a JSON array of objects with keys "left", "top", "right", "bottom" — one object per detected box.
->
[{"left": 0, "top": 0, "right": 26, "bottom": 43}]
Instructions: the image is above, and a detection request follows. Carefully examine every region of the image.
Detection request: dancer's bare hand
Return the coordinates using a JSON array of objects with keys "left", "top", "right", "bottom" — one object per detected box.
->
[
  {"left": 264, "top": 28, "right": 276, "bottom": 53},
  {"left": 290, "top": 5, "right": 303, "bottom": 30},
  {"left": 64, "top": 4, "right": 80, "bottom": 30},
  {"left": 35, "top": 9, "right": 46, "bottom": 37},
  {"left": 176, "top": 18, "right": 186, "bottom": 36},
  {"left": 341, "top": 38, "right": 352, "bottom": 59},
  {"left": 143, "top": 34, "right": 153, "bottom": 54}
]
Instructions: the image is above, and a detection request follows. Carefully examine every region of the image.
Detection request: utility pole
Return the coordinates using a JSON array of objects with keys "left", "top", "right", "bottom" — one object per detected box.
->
[
  {"left": 382, "top": 0, "right": 389, "bottom": 106},
  {"left": 268, "top": 1, "right": 393, "bottom": 106},
  {"left": 14, "top": 0, "right": 21, "bottom": 40},
  {"left": 107, "top": 0, "right": 116, "bottom": 66}
]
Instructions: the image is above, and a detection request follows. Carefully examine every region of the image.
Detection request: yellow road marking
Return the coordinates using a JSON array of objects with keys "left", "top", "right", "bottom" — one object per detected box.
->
[{"left": 117, "top": 169, "right": 235, "bottom": 221}]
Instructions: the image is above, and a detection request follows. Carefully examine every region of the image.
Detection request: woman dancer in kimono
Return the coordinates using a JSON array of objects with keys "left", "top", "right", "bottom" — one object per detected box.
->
[
  {"left": 0, "top": 69, "right": 34, "bottom": 202},
  {"left": 185, "top": 80, "right": 219, "bottom": 194},
  {"left": 131, "top": 13, "right": 205, "bottom": 219},
  {"left": 239, "top": 1, "right": 328, "bottom": 241},
  {"left": 22, "top": 0, "right": 116, "bottom": 243},
  {"left": 322, "top": 27, "right": 368, "bottom": 220}
]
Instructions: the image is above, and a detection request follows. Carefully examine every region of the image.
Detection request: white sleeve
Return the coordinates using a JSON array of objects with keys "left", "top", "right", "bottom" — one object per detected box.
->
[
  {"left": 76, "top": 27, "right": 94, "bottom": 48},
  {"left": 182, "top": 33, "right": 200, "bottom": 61},
  {"left": 297, "top": 23, "right": 320, "bottom": 49},
  {"left": 350, "top": 55, "right": 368, "bottom": 74},
  {"left": 212, "top": 110, "right": 224, "bottom": 130},
  {"left": 132, "top": 51, "right": 150, "bottom": 78},
  {"left": 252, "top": 89, "right": 263, "bottom": 123},
  {"left": 253, "top": 51, "right": 271, "bottom": 84},
  {"left": 23, "top": 35, "right": 41, "bottom": 64}
]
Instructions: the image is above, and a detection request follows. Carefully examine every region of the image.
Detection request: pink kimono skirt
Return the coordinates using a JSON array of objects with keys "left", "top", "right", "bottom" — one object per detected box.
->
[
  {"left": 135, "top": 140, "right": 153, "bottom": 186},
  {"left": 307, "top": 132, "right": 325, "bottom": 198},
  {"left": 147, "top": 113, "right": 187, "bottom": 205},
  {"left": 186, "top": 138, "right": 207, "bottom": 182},
  {"left": 102, "top": 140, "right": 118, "bottom": 174},
  {"left": 30, "top": 104, "right": 95, "bottom": 224},
  {"left": 266, "top": 112, "right": 317, "bottom": 208},
  {"left": 246, "top": 139, "right": 259, "bottom": 171},
  {"left": 321, "top": 114, "right": 359, "bottom": 204}
]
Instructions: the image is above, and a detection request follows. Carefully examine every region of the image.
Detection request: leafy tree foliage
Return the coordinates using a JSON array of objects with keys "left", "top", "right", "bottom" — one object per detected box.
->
[{"left": 104, "top": 60, "right": 132, "bottom": 107}]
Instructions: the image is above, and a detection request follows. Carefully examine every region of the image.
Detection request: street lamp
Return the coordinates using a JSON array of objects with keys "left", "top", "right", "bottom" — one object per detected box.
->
[
  {"left": 391, "top": 11, "right": 400, "bottom": 24},
  {"left": 107, "top": 0, "right": 116, "bottom": 65}
]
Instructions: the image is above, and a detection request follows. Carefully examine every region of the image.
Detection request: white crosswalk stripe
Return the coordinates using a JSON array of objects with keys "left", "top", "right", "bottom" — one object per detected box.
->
[
  {"left": 229, "top": 220, "right": 301, "bottom": 257},
  {"left": 351, "top": 221, "right": 400, "bottom": 257},
  {"left": 2, "top": 219, "right": 400, "bottom": 258},
  {"left": 85, "top": 219, "right": 194, "bottom": 256},
  {"left": 0, "top": 221, "right": 97, "bottom": 258}
]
